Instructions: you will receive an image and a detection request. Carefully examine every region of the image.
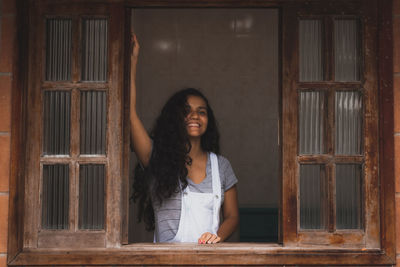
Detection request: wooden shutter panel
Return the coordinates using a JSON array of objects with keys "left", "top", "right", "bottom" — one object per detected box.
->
[
  {"left": 282, "top": 2, "right": 379, "bottom": 247},
  {"left": 24, "top": 1, "right": 124, "bottom": 248}
]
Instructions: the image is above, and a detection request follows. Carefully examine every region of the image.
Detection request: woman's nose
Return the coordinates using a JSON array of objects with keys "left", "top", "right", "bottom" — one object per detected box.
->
[{"left": 189, "top": 110, "right": 199, "bottom": 119}]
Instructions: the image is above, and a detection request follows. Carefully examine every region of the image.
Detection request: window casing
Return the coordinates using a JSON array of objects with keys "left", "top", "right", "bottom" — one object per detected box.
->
[{"left": 7, "top": 0, "right": 395, "bottom": 265}]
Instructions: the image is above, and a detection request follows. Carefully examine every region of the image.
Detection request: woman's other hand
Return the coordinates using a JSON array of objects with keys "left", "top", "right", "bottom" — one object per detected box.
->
[
  {"left": 130, "top": 33, "right": 139, "bottom": 82},
  {"left": 198, "top": 232, "right": 221, "bottom": 244},
  {"left": 131, "top": 33, "right": 140, "bottom": 61}
]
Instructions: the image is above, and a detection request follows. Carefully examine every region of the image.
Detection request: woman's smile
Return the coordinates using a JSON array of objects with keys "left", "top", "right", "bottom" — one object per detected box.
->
[
  {"left": 187, "top": 122, "right": 201, "bottom": 127},
  {"left": 185, "top": 95, "right": 208, "bottom": 137}
]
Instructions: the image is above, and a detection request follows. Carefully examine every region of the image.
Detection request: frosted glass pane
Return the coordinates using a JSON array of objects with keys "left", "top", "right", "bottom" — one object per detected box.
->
[
  {"left": 299, "top": 20, "right": 324, "bottom": 81},
  {"left": 80, "top": 91, "right": 107, "bottom": 155},
  {"left": 335, "top": 91, "right": 363, "bottom": 155},
  {"left": 79, "top": 164, "right": 105, "bottom": 229},
  {"left": 82, "top": 19, "right": 108, "bottom": 81},
  {"left": 45, "top": 19, "right": 72, "bottom": 81},
  {"left": 43, "top": 91, "right": 71, "bottom": 155},
  {"left": 334, "top": 19, "right": 361, "bottom": 81},
  {"left": 299, "top": 91, "right": 326, "bottom": 154},
  {"left": 42, "top": 164, "right": 69, "bottom": 229},
  {"left": 300, "top": 164, "right": 327, "bottom": 229},
  {"left": 336, "top": 164, "right": 362, "bottom": 229}
]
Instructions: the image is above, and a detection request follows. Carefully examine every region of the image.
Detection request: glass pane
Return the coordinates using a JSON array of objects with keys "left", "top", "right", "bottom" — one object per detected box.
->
[
  {"left": 45, "top": 19, "right": 72, "bottom": 81},
  {"left": 42, "top": 164, "right": 69, "bottom": 229},
  {"left": 43, "top": 91, "right": 71, "bottom": 155},
  {"left": 81, "top": 19, "right": 108, "bottom": 81},
  {"left": 336, "top": 164, "right": 362, "bottom": 229},
  {"left": 80, "top": 91, "right": 107, "bottom": 155},
  {"left": 299, "top": 20, "right": 324, "bottom": 81},
  {"left": 79, "top": 164, "right": 105, "bottom": 229},
  {"left": 335, "top": 91, "right": 363, "bottom": 155},
  {"left": 300, "top": 164, "right": 327, "bottom": 229},
  {"left": 299, "top": 91, "right": 326, "bottom": 154},
  {"left": 334, "top": 19, "right": 361, "bottom": 81}
]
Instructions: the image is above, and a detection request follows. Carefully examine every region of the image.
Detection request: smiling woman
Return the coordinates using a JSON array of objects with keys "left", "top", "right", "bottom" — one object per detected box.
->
[
  {"left": 130, "top": 34, "right": 239, "bottom": 243},
  {"left": 129, "top": 8, "right": 280, "bottom": 243}
]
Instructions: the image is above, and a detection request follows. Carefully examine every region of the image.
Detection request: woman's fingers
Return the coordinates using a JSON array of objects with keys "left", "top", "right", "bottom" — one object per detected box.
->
[
  {"left": 198, "top": 232, "right": 209, "bottom": 244},
  {"left": 198, "top": 232, "right": 220, "bottom": 244},
  {"left": 133, "top": 34, "right": 139, "bottom": 48},
  {"left": 211, "top": 235, "right": 221, "bottom": 244},
  {"left": 207, "top": 234, "right": 217, "bottom": 244},
  {"left": 130, "top": 33, "right": 140, "bottom": 58}
]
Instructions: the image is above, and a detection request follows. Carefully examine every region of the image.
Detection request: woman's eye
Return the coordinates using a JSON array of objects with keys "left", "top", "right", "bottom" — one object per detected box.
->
[
  {"left": 184, "top": 105, "right": 191, "bottom": 115},
  {"left": 198, "top": 111, "right": 207, "bottom": 116}
]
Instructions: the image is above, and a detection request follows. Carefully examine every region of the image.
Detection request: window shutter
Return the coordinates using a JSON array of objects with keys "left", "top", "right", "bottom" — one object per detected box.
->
[
  {"left": 24, "top": 2, "right": 125, "bottom": 248},
  {"left": 282, "top": 3, "right": 379, "bottom": 247}
]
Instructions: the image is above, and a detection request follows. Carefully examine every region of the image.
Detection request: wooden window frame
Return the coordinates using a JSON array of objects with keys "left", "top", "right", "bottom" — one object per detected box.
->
[
  {"left": 8, "top": 0, "right": 395, "bottom": 265},
  {"left": 283, "top": 7, "right": 379, "bottom": 247},
  {"left": 10, "top": 0, "right": 126, "bottom": 251}
]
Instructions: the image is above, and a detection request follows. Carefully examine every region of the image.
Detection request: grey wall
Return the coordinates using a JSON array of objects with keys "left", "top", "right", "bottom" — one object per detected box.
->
[{"left": 129, "top": 8, "right": 279, "bottom": 242}]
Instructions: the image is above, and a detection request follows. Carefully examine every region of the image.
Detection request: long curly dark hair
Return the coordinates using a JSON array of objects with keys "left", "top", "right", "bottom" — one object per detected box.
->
[{"left": 132, "top": 88, "right": 220, "bottom": 231}]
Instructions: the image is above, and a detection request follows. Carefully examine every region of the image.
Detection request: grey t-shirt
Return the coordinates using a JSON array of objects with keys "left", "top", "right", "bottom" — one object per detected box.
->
[{"left": 152, "top": 153, "right": 238, "bottom": 242}]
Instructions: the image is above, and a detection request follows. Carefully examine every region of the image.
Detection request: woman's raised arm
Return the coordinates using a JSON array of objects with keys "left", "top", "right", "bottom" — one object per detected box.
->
[{"left": 130, "top": 34, "right": 152, "bottom": 167}]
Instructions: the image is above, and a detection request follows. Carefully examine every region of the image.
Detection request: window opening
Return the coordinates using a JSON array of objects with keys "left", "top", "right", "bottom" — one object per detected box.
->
[{"left": 128, "top": 8, "right": 280, "bottom": 243}]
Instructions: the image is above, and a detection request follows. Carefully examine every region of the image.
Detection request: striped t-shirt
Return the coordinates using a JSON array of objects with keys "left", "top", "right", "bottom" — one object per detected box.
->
[{"left": 152, "top": 153, "right": 238, "bottom": 242}]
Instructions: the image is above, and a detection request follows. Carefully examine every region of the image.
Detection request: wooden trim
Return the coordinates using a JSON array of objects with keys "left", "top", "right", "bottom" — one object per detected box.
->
[
  {"left": 8, "top": 245, "right": 394, "bottom": 265},
  {"left": 277, "top": 5, "right": 283, "bottom": 245},
  {"left": 298, "top": 231, "right": 365, "bottom": 246},
  {"left": 120, "top": 7, "right": 132, "bottom": 245},
  {"left": 361, "top": 1, "right": 383, "bottom": 247},
  {"left": 23, "top": 1, "right": 43, "bottom": 248},
  {"left": 377, "top": 0, "right": 396, "bottom": 262},
  {"left": 327, "top": 163, "right": 335, "bottom": 232},
  {"left": 297, "top": 155, "right": 364, "bottom": 163},
  {"left": 104, "top": 3, "right": 125, "bottom": 247},
  {"left": 127, "top": 0, "right": 280, "bottom": 7},
  {"left": 40, "top": 2, "right": 123, "bottom": 15},
  {"left": 326, "top": 56, "right": 334, "bottom": 156},
  {"left": 39, "top": 157, "right": 108, "bottom": 164},
  {"left": 297, "top": 82, "right": 362, "bottom": 89},
  {"left": 361, "top": 0, "right": 381, "bottom": 249},
  {"left": 41, "top": 83, "right": 109, "bottom": 90},
  {"left": 295, "top": 0, "right": 364, "bottom": 16},
  {"left": 7, "top": 0, "right": 30, "bottom": 262},
  {"left": 71, "top": 160, "right": 78, "bottom": 231},
  {"left": 70, "top": 88, "right": 79, "bottom": 158},
  {"left": 37, "top": 232, "right": 106, "bottom": 248},
  {"left": 281, "top": 3, "right": 298, "bottom": 247},
  {"left": 125, "top": 0, "right": 363, "bottom": 9}
]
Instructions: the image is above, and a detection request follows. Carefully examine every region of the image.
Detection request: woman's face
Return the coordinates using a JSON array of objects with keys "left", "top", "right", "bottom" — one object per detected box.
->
[{"left": 185, "top": 95, "right": 208, "bottom": 138}]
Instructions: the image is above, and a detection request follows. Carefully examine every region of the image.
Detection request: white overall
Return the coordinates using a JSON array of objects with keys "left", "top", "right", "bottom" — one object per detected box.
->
[{"left": 170, "top": 152, "right": 222, "bottom": 243}]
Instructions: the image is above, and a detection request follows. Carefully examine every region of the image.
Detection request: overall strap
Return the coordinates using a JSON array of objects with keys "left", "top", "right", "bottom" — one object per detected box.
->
[{"left": 210, "top": 152, "right": 222, "bottom": 233}]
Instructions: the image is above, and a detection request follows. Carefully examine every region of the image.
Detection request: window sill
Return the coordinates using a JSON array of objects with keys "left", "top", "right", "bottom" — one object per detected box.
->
[{"left": 9, "top": 243, "right": 394, "bottom": 266}]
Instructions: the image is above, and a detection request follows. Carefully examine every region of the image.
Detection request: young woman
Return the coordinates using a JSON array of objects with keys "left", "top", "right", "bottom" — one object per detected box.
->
[{"left": 130, "top": 35, "right": 239, "bottom": 244}]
